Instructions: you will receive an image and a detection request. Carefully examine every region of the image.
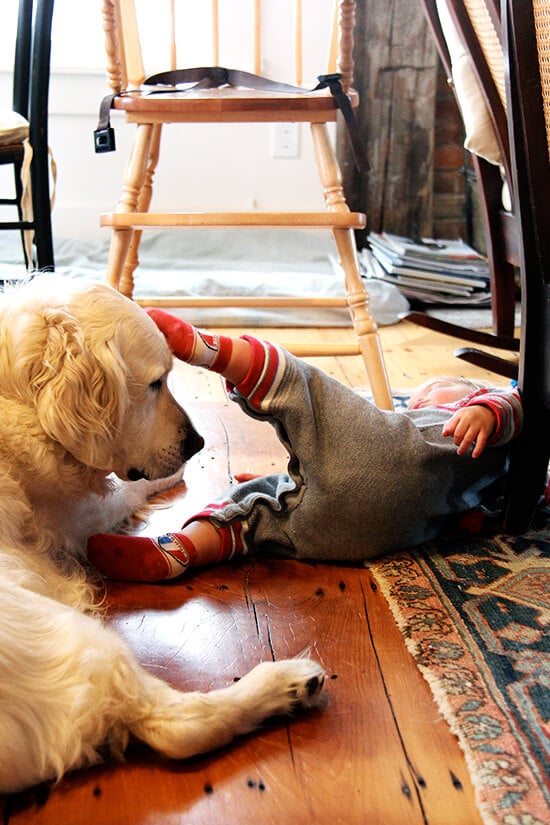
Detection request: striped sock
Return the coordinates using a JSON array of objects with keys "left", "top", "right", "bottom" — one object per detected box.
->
[{"left": 87, "top": 531, "right": 198, "bottom": 582}]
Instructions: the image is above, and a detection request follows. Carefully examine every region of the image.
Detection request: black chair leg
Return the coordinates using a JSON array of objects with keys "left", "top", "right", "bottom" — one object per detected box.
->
[
  {"left": 29, "top": 0, "right": 55, "bottom": 272},
  {"left": 504, "top": 416, "right": 550, "bottom": 533}
]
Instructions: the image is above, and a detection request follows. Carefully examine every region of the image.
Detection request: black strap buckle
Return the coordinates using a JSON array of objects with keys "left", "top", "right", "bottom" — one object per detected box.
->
[
  {"left": 317, "top": 72, "right": 344, "bottom": 85},
  {"left": 94, "top": 93, "right": 117, "bottom": 153}
]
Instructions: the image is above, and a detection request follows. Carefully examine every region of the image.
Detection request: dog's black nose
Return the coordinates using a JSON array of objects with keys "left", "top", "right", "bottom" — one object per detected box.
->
[
  {"left": 182, "top": 428, "right": 204, "bottom": 461},
  {"left": 127, "top": 467, "right": 146, "bottom": 481}
]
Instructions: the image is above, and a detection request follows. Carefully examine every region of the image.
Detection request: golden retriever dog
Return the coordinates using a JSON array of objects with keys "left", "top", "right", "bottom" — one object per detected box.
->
[{"left": 0, "top": 278, "right": 324, "bottom": 794}]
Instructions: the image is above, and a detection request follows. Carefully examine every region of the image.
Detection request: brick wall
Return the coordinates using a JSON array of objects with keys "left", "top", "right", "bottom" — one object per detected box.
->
[
  {"left": 433, "top": 62, "right": 468, "bottom": 240},
  {"left": 432, "top": 62, "right": 486, "bottom": 254}
]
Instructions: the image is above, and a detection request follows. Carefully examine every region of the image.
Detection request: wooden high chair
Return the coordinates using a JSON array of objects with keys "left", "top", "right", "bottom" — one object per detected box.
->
[{"left": 97, "top": 0, "right": 393, "bottom": 409}]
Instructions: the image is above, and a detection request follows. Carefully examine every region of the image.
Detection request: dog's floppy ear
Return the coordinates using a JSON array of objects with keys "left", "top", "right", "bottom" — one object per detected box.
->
[{"left": 25, "top": 305, "right": 129, "bottom": 469}]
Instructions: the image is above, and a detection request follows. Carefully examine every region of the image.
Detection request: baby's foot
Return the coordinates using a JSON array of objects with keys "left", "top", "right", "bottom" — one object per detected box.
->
[
  {"left": 87, "top": 532, "right": 196, "bottom": 581},
  {"left": 146, "top": 309, "right": 232, "bottom": 371}
]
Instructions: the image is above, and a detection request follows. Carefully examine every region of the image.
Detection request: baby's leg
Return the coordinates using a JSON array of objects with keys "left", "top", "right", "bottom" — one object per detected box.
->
[{"left": 88, "top": 509, "right": 250, "bottom": 582}]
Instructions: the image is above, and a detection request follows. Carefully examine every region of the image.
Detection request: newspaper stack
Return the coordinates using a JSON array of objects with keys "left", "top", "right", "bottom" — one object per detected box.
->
[{"left": 361, "top": 232, "right": 491, "bottom": 306}]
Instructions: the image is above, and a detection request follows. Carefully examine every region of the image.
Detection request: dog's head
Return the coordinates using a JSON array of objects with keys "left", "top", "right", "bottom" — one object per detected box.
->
[{"left": 0, "top": 278, "right": 203, "bottom": 480}]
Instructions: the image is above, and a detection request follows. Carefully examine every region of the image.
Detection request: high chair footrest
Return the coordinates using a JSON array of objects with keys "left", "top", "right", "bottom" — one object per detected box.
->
[
  {"left": 134, "top": 295, "right": 349, "bottom": 309},
  {"left": 100, "top": 211, "right": 366, "bottom": 229}
]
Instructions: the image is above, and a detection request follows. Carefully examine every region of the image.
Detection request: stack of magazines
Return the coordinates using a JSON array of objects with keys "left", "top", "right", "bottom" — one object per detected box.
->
[{"left": 360, "top": 232, "right": 491, "bottom": 306}]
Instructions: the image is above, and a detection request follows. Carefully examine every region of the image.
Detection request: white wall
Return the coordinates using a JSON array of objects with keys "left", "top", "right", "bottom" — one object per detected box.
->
[{"left": 0, "top": 0, "right": 336, "bottom": 242}]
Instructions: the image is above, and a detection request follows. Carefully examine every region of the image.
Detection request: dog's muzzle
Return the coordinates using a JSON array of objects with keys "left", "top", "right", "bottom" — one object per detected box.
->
[{"left": 126, "top": 427, "right": 204, "bottom": 481}]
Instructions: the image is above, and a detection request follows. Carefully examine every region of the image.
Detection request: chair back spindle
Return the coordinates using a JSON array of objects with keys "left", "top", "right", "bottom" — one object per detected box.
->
[
  {"left": 327, "top": 0, "right": 339, "bottom": 75},
  {"left": 102, "top": 1, "right": 352, "bottom": 93},
  {"left": 254, "top": 0, "right": 261, "bottom": 75},
  {"left": 170, "top": 0, "right": 177, "bottom": 71},
  {"left": 212, "top": 0, "right": 219, "bottom": 67},
  {"left": 336, "top": 0, "right": 354, "bottom": 93},
  {"left": 295, "top": 0, "right": 303, "bottom": 86}
]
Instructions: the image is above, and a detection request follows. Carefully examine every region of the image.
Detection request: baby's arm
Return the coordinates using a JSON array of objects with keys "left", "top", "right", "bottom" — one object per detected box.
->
[{"left": 442, "top": 405, "right": 496, "bottom": 458}]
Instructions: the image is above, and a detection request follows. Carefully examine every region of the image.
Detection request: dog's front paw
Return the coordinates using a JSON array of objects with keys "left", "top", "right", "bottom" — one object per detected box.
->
[{"left": 139, "top": 467, "right": 185, "bottom": 498}]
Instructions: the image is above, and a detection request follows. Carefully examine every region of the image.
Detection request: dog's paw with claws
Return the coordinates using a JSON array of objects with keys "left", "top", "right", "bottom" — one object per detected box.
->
[
  {"left": 230, "top": 658, "right": 325, "bottom": 728},
  {"left": 280, "top": 659, "right": 326, "bottom": 709}
]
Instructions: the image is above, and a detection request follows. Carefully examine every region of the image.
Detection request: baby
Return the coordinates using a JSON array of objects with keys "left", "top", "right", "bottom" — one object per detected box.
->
[{"left": 88, "top": 312, "right": 523, "bottom": 582}]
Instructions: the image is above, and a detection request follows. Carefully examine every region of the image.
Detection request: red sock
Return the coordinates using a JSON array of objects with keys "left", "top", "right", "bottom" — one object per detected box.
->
[
  {"left": 146, "top": 308, "right": 232, "bottom": 372},
  {"left": 87, "top": 531, "right": 198, "bottom": 582}
]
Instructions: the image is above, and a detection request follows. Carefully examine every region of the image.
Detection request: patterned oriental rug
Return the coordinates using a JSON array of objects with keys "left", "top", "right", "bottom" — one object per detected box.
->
[{"left": 368, "top": 508, "right": 550, "bottom": 825}]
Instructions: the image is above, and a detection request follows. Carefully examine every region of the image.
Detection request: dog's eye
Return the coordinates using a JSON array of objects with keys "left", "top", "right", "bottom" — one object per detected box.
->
[{"left": 149, "top": 378, "right": 163, "bottom": 392}]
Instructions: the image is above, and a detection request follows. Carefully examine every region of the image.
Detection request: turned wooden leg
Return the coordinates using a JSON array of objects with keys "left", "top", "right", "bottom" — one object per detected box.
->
[
  {"left": 121, "top": 124, "right": 163, "bottom": 295},
  {"left": 332, "top": 228, "right": 394, "bottom": 409},
  {"left": 106, "top": 122, "right": 154, "bottom": 298},
  {"left": 310, "top": 122, "right": 393, "bottom": 409},
  {"left": 107, "top": 229, "right": 133, "bottom": 296}
]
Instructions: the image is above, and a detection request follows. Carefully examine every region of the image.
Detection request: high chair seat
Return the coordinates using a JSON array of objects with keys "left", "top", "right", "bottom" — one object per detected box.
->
[{"left": 112, "top": 92, "right": 355, "bottom": 121}]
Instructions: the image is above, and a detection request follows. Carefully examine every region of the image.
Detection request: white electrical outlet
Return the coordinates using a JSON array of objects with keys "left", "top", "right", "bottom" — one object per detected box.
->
[{"left": 272, "top": 122, "right": 300, "bottom": 158}]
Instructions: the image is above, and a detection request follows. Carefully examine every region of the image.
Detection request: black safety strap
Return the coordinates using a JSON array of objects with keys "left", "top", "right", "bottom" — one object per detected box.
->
[
  {"left": 94, "top": 66, "right": 369, "bottom": 171},
  {"left": 316, "top": 73, "right": 369, "bottom": 171},
  {"left": 94, "top": 92, "right": 117, "bottom": 152}
]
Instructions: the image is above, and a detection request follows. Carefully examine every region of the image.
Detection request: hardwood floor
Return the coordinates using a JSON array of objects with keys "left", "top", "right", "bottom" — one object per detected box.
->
[{"left": 2, "top": 319, "right": 513, "bottom": 825}]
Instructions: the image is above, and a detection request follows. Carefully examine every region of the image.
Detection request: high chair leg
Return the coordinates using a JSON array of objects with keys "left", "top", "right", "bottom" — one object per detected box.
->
[
  {"left": 106, "top": 123, "right": 155, "bottom": 298},
  {"left": 121, "top": 124, "right": 163, "bottom": 296},
  {"left": 310, "top": 122, "right": 393, "bottom": 409},
  {"left": 107, "top": 229, "right": 134, "bottom": 297},
  {"left": 333, "top": 227, "right": 393, "bottom": 409}
]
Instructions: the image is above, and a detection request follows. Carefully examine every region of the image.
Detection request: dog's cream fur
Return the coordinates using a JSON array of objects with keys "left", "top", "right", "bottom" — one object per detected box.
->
[{"left": 0, "top": 278, "right": 324, "bottom": 794}]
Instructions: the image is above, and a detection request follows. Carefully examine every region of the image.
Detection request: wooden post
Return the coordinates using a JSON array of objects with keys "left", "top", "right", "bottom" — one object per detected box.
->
[{"left": 338, "top": 0, "right": 439, "bottom": 245}]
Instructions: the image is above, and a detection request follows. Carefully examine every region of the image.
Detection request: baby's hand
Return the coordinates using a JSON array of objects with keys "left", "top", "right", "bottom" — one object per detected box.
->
[
  {"left": 233, "top": 473, "right": 261, "bottom": 482},
  {"left": 442, "top": 405, "right": 496, "bottom": 458}
]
